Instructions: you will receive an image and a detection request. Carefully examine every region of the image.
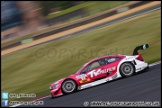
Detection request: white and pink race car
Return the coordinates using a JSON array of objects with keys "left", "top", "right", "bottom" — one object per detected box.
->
[{"left": 50, "top": 44, "right": 149, "bottom": 98}]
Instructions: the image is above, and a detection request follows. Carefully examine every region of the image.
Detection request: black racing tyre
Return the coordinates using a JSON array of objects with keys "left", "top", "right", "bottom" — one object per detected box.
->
[
  {"left": 120, "top": 62, "right": 135, "bottom": 77},
  {"left": 61, "top": 80, "right": 77, "bottom": 94}
]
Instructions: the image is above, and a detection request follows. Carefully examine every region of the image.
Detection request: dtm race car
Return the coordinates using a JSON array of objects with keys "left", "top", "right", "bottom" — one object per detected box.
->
[{"left": 50, "top": 44, "right": 149, "bottom": 98}]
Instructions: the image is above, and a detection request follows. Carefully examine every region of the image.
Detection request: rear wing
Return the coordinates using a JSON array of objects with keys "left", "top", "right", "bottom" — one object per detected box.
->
[{"left": 133, "top": 44, "right": 149, "bottom": 55}]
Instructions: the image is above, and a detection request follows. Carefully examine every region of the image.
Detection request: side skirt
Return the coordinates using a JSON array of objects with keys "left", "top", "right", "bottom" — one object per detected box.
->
[{"left": 78, "top": 73, "right": 122, "bottom": 90}]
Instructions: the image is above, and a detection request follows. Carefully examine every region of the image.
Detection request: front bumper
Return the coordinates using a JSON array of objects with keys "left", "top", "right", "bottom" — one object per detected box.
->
[{"left": 50, "top": 88, "right": 63, "bottom": 97}]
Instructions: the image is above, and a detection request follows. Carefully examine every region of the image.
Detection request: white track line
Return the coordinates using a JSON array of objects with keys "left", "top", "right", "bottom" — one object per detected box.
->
[
  {"left": 10, "top": 61, "right": 161, "bottom": 107},
  {"left": 149, "top": 61, "right": 161, "bottom": 67}
]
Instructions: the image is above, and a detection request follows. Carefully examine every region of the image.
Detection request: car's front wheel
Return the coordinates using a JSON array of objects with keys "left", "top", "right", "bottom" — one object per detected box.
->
[
  {"left": 120, "top": 62, "right": 135, "bottom": 77},
  {"left": 61, "top": 80, "right": 77, "bottom": 94},
  {"left": 51, "top": 94, "right": 54, "bottom": 99}
]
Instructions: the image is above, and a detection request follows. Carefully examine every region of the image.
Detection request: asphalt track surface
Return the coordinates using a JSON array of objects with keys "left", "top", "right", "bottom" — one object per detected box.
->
[
  {"left": 11, "top": 5, "right": 161, "bottom": 107},
  {"left": 3, "top": 4, "right": 161, "bottom": 56},
  {"left": 19, "top": 64, "right": 161, "bottom": 107}
]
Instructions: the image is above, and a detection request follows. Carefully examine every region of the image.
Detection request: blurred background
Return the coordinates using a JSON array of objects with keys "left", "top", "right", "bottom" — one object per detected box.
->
[
  {"left": 1, "top": 1, "right": 81, "bottom": 42},
  {"left": 1, "top": 1, "right": 128, "bottom": 43}
]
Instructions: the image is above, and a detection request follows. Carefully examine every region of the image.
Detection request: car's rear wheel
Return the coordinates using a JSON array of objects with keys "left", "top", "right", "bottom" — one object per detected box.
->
[
  {"left": 61, "top": 80, "right": 77, "bottom": 94},
  {"left": 120, "top": 62, "right": 135, "bottom": 77}
]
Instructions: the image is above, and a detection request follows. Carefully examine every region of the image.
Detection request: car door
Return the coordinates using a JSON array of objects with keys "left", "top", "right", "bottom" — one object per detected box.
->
[
  {"left": 104, "top": 57, "right": 121, "bottom": 77},
  {"left": 83, "top": 59, "right": 107, "bottom": 81},
  {"left": 77, "top": 58, "right": 108, "bottom": 85}
]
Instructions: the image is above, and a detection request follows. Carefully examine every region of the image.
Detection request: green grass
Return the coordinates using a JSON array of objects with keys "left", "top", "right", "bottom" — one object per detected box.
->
[
  {"left": 2, "top": 10, "right": 161, "bottom": 101},
  {"left": 46, "top": 1, "right": 129, "bottom": 19}
]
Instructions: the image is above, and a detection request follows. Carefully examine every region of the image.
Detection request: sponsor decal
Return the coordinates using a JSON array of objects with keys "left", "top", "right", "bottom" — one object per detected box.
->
[
  {"left": 79, "top": 78, "right": 90, "bottom": 83},
  {"left": 76, "top": 74, "right": 87, "bottom": 80},
  {"left": 88, "top": 66, "right": 116, "bottom": 78},
  {"left": 76, "top": 66, "right": 116, "bottom": 79}
]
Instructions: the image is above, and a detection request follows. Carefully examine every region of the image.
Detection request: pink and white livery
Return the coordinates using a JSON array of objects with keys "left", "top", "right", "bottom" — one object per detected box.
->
[{"left": 50, "top": 44, "right": 149, "bottom": 98}]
